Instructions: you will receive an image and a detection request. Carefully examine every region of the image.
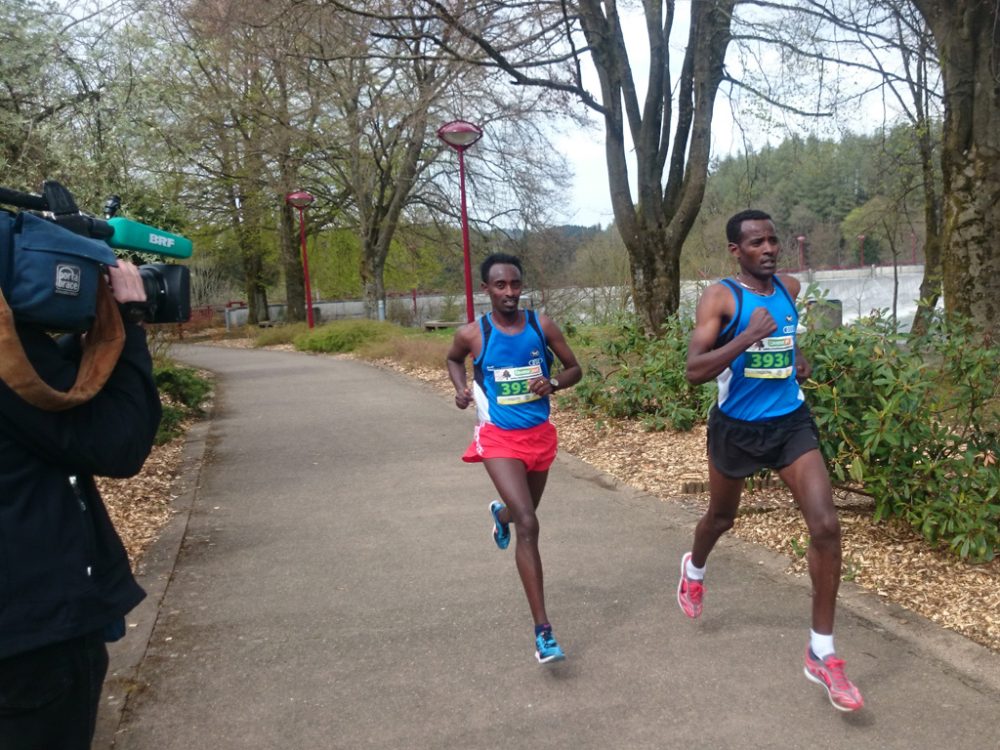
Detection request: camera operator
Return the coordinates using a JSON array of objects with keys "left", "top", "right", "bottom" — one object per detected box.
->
[{"left": 0, "top": 260, "right": 162, "bottom": 750}]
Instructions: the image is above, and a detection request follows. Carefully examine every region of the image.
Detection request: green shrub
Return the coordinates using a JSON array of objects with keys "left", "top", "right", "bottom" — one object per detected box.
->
[
  {"left": 802, "top": 309, "right": 1000, "bottom": 561},
  {"left": 154, "top": 364, "right": 211, "bottom": 411},
  {"left": 153, "top": 364, "right": 211, "bottom": 445},
  {"left": 567, "top": 305, "right": 999, "bottom": 561},
  {"left": 293, "top": 319, "right": 395, "bottom": 353},
  {"left": 254, "top": 322, "right": 310, "bottom": 347},
  {"left": 156, "top": 404, "right": 187, "bottom": 444},
  {"left": 568, "top": 315, "right": 714, "bottom": 431}
]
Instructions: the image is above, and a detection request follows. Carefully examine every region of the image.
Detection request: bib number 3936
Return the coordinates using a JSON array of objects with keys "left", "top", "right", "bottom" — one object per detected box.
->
[{"left": 745, "top": 336, "right": 794, "bottom": 379}]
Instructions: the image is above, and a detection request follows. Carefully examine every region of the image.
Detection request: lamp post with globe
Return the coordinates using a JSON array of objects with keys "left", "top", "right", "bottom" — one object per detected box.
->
[
  {"left": 436, "top": 120, "right": 483, "bottom": 323},
  {"left": 285, "top": 190, "right": 316, "bottom": 328}
]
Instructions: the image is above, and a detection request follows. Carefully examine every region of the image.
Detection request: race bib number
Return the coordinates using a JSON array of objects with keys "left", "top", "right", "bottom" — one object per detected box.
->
[
  {"left": 745, "top": 336, "right": 794, "bottom": 379},
  {"left": 493, "top": 365, "right": 542, "bottom": 405}
]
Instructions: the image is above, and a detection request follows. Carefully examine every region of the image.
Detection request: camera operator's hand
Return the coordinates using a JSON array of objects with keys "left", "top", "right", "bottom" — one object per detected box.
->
[{"left": 107, "top": 261, "right": 147, "bottom": 305}]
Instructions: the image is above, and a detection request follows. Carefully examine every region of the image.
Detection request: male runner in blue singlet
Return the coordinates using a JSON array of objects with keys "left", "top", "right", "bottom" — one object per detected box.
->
[
  {"left": 676, "top": 210, "right": 864, "bottom": 711},
  {"left": 446, "top": 253, "right": 582, "bottom": 663}
]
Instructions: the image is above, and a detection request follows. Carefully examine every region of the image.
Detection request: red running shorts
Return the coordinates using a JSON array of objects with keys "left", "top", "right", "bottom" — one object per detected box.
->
[{"left": 462, "top": 421, "right": 558, "bottom": 473}]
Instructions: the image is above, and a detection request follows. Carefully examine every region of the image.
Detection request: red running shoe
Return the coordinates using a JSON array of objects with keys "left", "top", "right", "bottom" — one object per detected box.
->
[
  {"left": 804, "top": 648, "right": 865, "bottom": 711},
  {"left": 676, "top": 552, "right": 704, "bottom": 618}
]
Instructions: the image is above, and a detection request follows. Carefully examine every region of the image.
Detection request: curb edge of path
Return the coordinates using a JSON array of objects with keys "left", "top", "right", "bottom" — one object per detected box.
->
[{"left": 93, "top": 398, "right": 216, "bottom": 749}]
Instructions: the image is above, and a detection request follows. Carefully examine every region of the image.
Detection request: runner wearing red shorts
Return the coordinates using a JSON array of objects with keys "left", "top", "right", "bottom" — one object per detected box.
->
[{"left": 446, "top": 253, "right": 581, "bottom": 663}]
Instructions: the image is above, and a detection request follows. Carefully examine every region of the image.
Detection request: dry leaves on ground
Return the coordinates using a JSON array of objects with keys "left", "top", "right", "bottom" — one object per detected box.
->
[
  {"left": 99, "top": 435, "right": 184, "bottom": 565},
  {"left": 101, "top": 344, "right": 999, "bottom": 655}
]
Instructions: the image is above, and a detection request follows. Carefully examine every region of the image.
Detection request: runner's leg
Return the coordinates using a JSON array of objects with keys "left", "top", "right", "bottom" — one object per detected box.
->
[
  {"left": 690, "top": 460, "right": 744, "bottom": 567},
  {"left": 778, "top": 449, "right": 840, "bottom": 634},
  {"left": 527, "top": 469, "right": 548, "bottom": 510},
  {"left": 484, "top": 458, "right": 549, "bottom": 625}
]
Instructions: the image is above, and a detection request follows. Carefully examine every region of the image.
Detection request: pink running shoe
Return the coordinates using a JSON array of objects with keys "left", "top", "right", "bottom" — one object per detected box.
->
[
  {"left": 804, "top": 649, "right": 865, "bottom": 711},
  {"left": 676, "top": 552, "right": 704, "bottom": 618}
]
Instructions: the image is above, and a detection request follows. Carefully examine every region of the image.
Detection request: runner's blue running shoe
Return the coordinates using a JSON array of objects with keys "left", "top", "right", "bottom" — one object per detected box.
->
[
  {"left": 535, "top": 629, "right": 565, "bottom": 663},
  {"left": 490, "top": 500, "right": 510, "bottom": 550}
]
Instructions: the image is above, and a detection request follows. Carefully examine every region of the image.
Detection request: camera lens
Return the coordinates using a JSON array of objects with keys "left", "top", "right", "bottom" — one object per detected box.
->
[{"left": 136, "top": 263, "right": 191, "bottom": 324}]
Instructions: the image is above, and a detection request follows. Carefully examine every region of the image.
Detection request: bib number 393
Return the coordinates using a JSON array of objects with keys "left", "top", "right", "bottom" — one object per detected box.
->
[{"left": 494, "top": 364, "right": 542, "bottom": 405}]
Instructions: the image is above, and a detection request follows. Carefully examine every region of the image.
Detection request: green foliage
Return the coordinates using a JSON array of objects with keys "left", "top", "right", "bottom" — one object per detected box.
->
[
  {"left": 694, "top": 127, "right": 941, "bottom": 272},
  {"left": 310, "top": 229, "right": 363, "bottom": 300},
  {"left": 567, "top": 315, "right": 714, "bottom": 432},
  {"left": 788, "top": 536, "right": 808, "bottom": 558},
  {"left": 254, "top": 323, "right": 310, "bottom": 347},
  {"left": 565, "top": 304, "right": 998, "bottom": 561},
  {"left": 802, "top": 311, "right": 1000, "bottom": 561},
  {"left": 156, "top": 404, "right": 187, "bottom": 445},
  {"left": 153, "top": 364, "right": 211, "bottom": 444},
  {"left": 155, "top": 364, "right": 211, "bottom": 410},
  {"left": 292, "top": 320, "right": 395, "bottom": 353}
]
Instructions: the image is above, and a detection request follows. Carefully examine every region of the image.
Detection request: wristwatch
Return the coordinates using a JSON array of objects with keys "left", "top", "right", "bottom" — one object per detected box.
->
[{"left": 549, "top": 377, "right": 560, "bottom": 391}]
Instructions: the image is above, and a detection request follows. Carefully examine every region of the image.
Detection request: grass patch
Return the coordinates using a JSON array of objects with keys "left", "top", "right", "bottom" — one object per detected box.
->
[
  {"left": 254, "top": 322, "right": 310, "bottom": 347},
  {"left": 360, "top": 332, "right": 451, "bottom": 370},
  {"left": 292, "top": 320, "right": 396, "bottom": 353}
]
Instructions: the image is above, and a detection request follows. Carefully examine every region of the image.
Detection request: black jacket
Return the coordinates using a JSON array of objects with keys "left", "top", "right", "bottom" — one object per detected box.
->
[{"left": 0, "top": 317, "right": 161, "bottom": 659}]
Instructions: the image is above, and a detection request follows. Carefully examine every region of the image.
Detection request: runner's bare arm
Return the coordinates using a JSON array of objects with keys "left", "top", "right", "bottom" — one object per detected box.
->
[
  {"left": 778, "top": 273, "right": 802, "bottom": 298},
  {"left": 779, "top": 274, "right": 812, "bottom": 381},
  {"left": 530, "top": 315, "right": 583, "bottom": 396},
  {"left": 686, "top": 284, "right": 777, "bottom": 385},
  {"left": 446, "top": 323, "right": 478, "bottom": 409}
]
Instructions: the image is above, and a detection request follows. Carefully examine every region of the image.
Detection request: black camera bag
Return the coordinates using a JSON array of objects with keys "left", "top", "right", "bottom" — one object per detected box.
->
[{"left": 1, "top": 210, "right": 119, "bottom": 332}]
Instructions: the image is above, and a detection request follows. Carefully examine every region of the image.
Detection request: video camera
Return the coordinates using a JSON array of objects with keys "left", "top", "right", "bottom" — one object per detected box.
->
[{"left": 0, "top": 180, "right": 192, "bottom": 329}]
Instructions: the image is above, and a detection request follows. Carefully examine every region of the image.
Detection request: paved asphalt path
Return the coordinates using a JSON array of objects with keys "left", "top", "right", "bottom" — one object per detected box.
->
[{"left": 95, "top": 344, "right": 1000, "bottom": 750}]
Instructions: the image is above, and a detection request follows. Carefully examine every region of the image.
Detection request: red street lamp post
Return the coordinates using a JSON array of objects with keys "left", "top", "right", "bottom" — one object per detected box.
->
[
  {"left": 437, "top": 120, "right": 483, "bottom": 323},
  {"left": 286, "top": 190, "right": 316, "bottom": 328}
]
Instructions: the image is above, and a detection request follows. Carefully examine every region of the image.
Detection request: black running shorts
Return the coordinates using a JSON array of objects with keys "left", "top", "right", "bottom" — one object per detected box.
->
[{"left": 707, "top": 402, "right": 821, "bottom": 479}]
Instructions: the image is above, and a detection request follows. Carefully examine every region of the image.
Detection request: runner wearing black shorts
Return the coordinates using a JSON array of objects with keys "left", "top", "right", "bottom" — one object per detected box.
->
[
  {"left": 707, "top": 402, "right": 820, "bottom": 479},
  {"left": 676, "top": 209, "right": 864, "bottom": 712}
]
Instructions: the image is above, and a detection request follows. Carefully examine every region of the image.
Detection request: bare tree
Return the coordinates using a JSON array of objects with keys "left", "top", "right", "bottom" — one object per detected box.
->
[
  {"left": 145, "top": 0, "right": 341, "bottom": 323},
  {"left": 738, "top": 0, "right": 996, "bottom": 340},
  {"left": 308, "top": 2, "right": 574, "bottom": 319},
  {"left": 401, "top": 0, "right": 736, "bottom": 331}
]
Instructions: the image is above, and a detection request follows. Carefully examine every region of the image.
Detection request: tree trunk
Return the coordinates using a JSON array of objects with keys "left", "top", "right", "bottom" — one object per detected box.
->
[
  {"left": 244, "top": 250, "right": 269, "bottom": 325},
  {"left": 626, "top": 220, "right": 681, "bottom": 331},
  {"left": 907, "top": 21, "right": 943, "bottom": 336},
  {"left": 912, "top": 0, "right": 1000, "bottom": 342},
  {"left": 360, "top": 251, "right": 385, "bottom": 319},
  {"left": 275, "top": 55, "right": 308, "bottom": 324},
  {"left": 579, "top": 0, "right": 734, "bottom": 331},
  {"left": 280, "top": 201, "right": 306, "bottom": 322}
]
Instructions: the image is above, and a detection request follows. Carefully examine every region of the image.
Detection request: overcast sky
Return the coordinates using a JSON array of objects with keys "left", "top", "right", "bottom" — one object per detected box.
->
[{"left": 548, "top": 4, "right": 916, "bottom": 228}]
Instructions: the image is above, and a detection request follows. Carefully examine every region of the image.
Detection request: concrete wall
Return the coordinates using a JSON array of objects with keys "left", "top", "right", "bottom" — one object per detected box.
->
[
  {"left": 791, "top": 265, "right": 928, "bottom": 330},
  {"left": 223, "top": 292, "right": 541, "bottom": 330},
  {"left": 223, "top": 265, "right": 929, "bottom": 331}
]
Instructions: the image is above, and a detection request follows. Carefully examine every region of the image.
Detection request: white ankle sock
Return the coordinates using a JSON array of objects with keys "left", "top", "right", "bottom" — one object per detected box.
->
[
  {"left": 685, "top": 557, "right": 706, "bottom": 581},
  {"left": 810, "top": 630, "right": 835, "bottom": 659}
]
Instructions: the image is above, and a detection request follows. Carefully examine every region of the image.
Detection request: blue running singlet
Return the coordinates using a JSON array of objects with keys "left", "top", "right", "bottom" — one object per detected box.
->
[
  {"left": 713, "top": 276, "right": 804, "bottom": 422},
  {"left": 472, "top": 310, "right": 553, "bottom": 430}
]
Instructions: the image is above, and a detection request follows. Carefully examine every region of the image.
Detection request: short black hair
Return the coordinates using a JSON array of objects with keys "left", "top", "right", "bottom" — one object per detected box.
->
[
  {"left": 480, "top": 252, "right": 523, "bottom": 283},
  {"left": 726, "top": 209, "right": 773, "bottom": 244}
]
